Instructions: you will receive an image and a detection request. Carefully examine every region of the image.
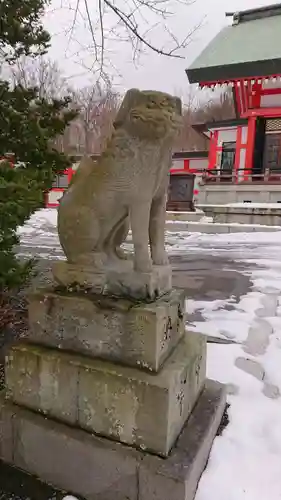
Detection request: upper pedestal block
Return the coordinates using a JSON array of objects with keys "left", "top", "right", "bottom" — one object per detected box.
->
[{"left": 27, "top": 287, "right": 185, "bottom": 372}]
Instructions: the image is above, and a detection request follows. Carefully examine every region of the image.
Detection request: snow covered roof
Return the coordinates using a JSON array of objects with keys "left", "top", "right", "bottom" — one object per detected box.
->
[{"left": 187, "top": 3, "right": 281, "bottom": 84}]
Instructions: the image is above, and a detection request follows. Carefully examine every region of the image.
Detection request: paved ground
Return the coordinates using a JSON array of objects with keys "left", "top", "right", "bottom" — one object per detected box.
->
[
  {"left": 16, "top": 221, "right": 255, "bottom": 305},
  {"left": 0, "top": 461, "right": 66, "bottom": 500},
  {"left": 0, "top": 233, "right": 255, "bottom": 499}
]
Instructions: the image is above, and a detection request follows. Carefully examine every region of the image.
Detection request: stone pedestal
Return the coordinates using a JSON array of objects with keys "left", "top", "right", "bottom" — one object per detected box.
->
[
  {"left": 0, "top": 381, "right": 226, "bottom": 500},
  {"left": 53, "top": 261, "right": 172, "bottom": 301},
  {"left": 6, "top": 331, "right": 205, "bottom": 456},
  {"left": 27, "top": 288, "right": 185, "bottom": 372},
  {"left": 0, "top": 285, "right": 226, "bottom": 499}
]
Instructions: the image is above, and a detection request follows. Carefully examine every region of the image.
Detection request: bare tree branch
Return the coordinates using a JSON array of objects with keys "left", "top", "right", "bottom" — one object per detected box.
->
[
  {"left": 174, "top": 88, "right": 235, "bottom": 151},
  {"left": 83, "top": 0, "right": 98, "bottom": 63},
  {"left": 10, "top": 56, "right": 71, "bottom": 99},
  {"left": 98, "top": 0, "right": 105, "bottom": 75},
  {"left": 103, "top": 0, "right": 184, "bottom": 58},
  {"left": 50, "top": 0, "right": 202, "bottom": 79},
  {"left": 66, "top": 0, "right": 81, "bottom": 51},
  {"left": 71, "top": 82, "right": 119, "bottom": 154}
]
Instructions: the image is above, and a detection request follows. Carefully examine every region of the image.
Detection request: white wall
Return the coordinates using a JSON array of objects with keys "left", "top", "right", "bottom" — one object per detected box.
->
[
  {"left": 198, "top": 184, "right": 281, "bottom": 204},
  {"left": 260, "top": 94, "right": 281, "bottom": 108},
  {"left": 189, "top": 158, "right": 208, "bottom": 171},
  {"left": 238, "top": 149, "right": 246, "bottom": 181},
  {"left": 47, "top": 190, "right": 64, "bottom": 206},
  {"left": 171, "top": 157, "right": 208, "bottom": 171},
  {"left": 241, "top": 126, "right": 248, "bottom": 144},
  {"left": 217, "top": 128, "right": 237, "bottom": 145},
  {"left": 171, "top": 158, "right": 184, "bottom": 170},
  {"left": 262, "top": 80, "right": 281, "bottom": 90}
]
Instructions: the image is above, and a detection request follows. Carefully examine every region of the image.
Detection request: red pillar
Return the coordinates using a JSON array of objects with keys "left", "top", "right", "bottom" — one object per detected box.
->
[
  {"left": 234, "top": 126, "right": 242, "bottom": 183},
  {"left": 245, "top": 117, "right": 256, "bottom": 180},
  {"left": 208, "top": 130, "right": 218, "bottom": 170}
]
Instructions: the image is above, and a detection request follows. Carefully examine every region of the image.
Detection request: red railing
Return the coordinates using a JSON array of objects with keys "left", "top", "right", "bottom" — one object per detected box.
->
[{"left": 201, "top": 167, "right": 281, "bottom": 185}]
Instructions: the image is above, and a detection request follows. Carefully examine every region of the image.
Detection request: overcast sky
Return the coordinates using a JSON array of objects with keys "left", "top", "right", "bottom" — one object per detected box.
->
[{"left": 45, "top": 0, "right": 276, "bottom": 96}]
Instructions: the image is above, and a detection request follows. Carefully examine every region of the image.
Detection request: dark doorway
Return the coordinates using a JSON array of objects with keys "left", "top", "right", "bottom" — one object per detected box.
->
[
  {"left": 220, "top": 142, "right": 236, "bottom": 182},
  {"left": 263, "top": 132, "right": 281, "bottom": 177},
  {"left": 253, "top": 117, "right": 266, "bottom": 179},
  {"left": 263, "top": 118, "right": 281, "bottom": 179}
]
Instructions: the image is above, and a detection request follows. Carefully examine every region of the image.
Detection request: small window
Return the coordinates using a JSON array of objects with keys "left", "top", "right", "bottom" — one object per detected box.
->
[
  {"left": 52, "top": 174, "right": 69, "bottom": 188},
  {"left": 57, "top": 174, "right": 69, "bottom": 188},
  {"left": 263, "top": 133, "right": 281, "bottom": 174}
]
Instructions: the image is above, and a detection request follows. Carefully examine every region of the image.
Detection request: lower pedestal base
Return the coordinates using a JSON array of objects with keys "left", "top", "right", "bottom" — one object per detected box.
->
[{"left": 0, "top": 380, "right": 226, "bottom": 500}]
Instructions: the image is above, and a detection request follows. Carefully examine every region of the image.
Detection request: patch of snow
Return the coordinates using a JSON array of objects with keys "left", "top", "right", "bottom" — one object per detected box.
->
[
  {"left": 168, "top": 220, "right": 281, "bottom": 228},
  {"left": 193, "top": 241, "right": 281, "bottom": 500},
  {"left": 186, "top": 298, "right": 235, "bottom": 316},
  {"left": 187, "top": 230, "right": 281, "bottom": 245},
  {"left": 197, "top": 336, "right": 281, "bottom": 500},
  {"left": 166, "top": 219, "right": 191, "bottom": 224},
  {"left": 226, "top": 202, "right": 281, "bottom": 209},
  {"left": 199, "top": 216, "right": 213, "bottom": 223},
  {"left": 17, "top": 209, "right": 57, "bottom": 237},
  {"left": 250, "top": 268, "right": 281, "bottom": 293},
  {"left": 166, "top": 210, "right": 204, "bottom": 215},
  {"left": 186, "top": 292, "right": 263, "bottom": 343},
  {"left": 199, "top": 202, "right": 281, "bottom": 209}
]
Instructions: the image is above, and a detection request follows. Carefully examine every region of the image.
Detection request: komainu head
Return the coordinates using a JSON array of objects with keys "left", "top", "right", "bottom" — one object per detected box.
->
[{"left": 114, "top": 89, "right": 182, "bottom": 140}]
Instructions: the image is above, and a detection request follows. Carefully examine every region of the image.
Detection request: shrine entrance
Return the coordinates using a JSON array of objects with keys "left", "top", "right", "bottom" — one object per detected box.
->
[
  {"left": 252, "top": 118, "right": 281, "bottom": 180},
  {"left": 263, "top": 119, "right": 281, "bottom": 178},
  {"left": 220, "top": 142, "right": 236, "bottom": 182}
]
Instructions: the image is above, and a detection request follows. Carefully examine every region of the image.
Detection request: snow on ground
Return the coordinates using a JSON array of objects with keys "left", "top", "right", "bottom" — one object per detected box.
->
[
  {"left": 199, "top": 202, "right": 281, "bottom": 209},
  {"left": 186, "top": 291, "right": 265, "bottom": 342},
  {"left": 18, "top": 209, "right": 57, "bottom": 235},
  {"left": 18, "top": 209, "right": 281, "bottom": 500},
  {"left": 190, "top": 248, "right": 281, "bottom": 500},
  {"left": 197, "top": 343, "right": 281, "bottom": 500},
  {"left": 227, "top": 202, "right": 281, "bottom": 209}
]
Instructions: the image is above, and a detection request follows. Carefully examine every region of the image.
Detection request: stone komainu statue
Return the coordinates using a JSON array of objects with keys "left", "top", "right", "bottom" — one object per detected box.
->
[{"left": 58, "top": 89, "right": 182, "bottom": 274}]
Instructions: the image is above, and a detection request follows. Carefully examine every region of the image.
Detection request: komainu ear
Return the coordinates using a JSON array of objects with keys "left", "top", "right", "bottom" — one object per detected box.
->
[
  {"left": 174, "top": 97, "right": 182, "bottom": 116},
  {"left": 114, "top": 89, "right": 142, "bottom": 128}
]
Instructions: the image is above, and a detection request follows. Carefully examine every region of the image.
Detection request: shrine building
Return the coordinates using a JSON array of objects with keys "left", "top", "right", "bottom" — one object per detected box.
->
[
  {"left": 182, "top": 2, "right": 281, "bottom": 204},
  {"left": 47, "top": 3, "right": 281, "bottom": 208}
]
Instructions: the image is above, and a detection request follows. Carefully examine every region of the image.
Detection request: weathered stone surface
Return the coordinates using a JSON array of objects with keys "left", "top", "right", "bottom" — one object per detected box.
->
[
  {"left": 56, "top": 90, "right": 182, "bottom": 301},
  {"left": 52, "top": 260, "right": 107, "bottom": 294},
  {"left": 5, "top": 332, "right": 206, "bottom": 457},
  {"left": 0, "top": 395, "right": 139, "bottom": 500},
  {"left": 27, "top": 288, "right": 185, "bottom": 372},
  {"left": 5, "top": 345, "right": 79, "bottom": 424},
  {"left": 0, "top": 380, "right": 226, "bottom": 500},
  {"left": 138, "top": 380, "right": 226, "bottom": 500},
  {"left": 52, "top": 260, "right": 172, "bottom": 301},
  {"left": 0, "top": 399, "right": 15, "bottom": 463},
  {"left": 106, "top": 264, "right": 172, "bottom": 301}
]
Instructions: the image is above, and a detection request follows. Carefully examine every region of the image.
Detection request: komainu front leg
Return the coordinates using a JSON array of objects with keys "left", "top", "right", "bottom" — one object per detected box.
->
[
  {"left": 149, "top": 193, "right": 169, "bottom": 266},
  {"left": 130, "top": 203, "right": 152, "bottom": 272}
]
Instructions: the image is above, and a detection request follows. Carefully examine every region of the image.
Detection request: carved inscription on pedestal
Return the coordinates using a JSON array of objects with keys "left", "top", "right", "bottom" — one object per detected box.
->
[{"left": 161, "top": 316, "right": 173, "bottom": 351}]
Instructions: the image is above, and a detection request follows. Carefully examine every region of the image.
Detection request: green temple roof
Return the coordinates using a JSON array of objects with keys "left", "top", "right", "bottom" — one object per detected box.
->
[{"left": 187, "top": 3, "right": 281, "bottom": 84}]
